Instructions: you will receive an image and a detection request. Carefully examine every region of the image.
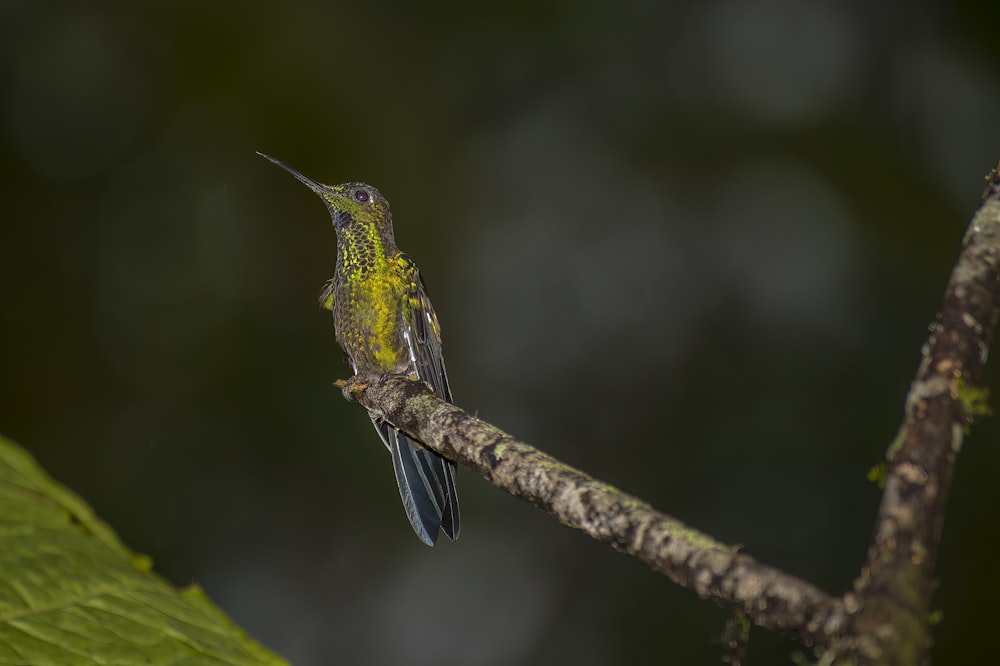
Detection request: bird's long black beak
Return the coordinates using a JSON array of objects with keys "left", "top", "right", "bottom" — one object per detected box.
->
[{"left": 256, "top": 151, "right": 326, "bottom": 194}]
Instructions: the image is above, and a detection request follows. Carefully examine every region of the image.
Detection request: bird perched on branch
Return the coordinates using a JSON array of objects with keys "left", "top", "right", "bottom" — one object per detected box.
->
[{"left": 258, "top": 152, "right": 459, "bottom": 546}]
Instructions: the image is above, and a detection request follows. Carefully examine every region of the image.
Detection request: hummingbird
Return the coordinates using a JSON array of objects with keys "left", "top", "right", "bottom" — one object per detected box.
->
[{"left": 258, "top": 152, "right": 459, "bottom": 546}]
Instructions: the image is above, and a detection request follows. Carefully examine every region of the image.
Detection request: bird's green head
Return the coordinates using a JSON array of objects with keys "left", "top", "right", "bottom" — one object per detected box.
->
[{"left": 257, "top": 152, "right": 395, "bottom": 244}]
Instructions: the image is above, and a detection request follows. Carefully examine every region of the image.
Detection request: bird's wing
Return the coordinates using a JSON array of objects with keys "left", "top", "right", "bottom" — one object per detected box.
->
[
  {"left": 399, "top": 254, "right": 453, "bottom": 402},
  {"left": 318, "top": 278, "right": 354, "bottom": 370},
  {"left": 393, "top": 254, "right": 459, "bottom": 542},
  {"left": 318, "top": 278, "right": 335, "bottom": 311}
]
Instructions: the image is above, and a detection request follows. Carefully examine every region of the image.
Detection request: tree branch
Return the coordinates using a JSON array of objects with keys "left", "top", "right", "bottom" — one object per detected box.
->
[
  {"left": 340, "top": 375, "right": 845, "bottom": 646},
  {"left": 340, "top": 164, "right": 1000, "bottom": 663},
  {"left": 832, "top": 168, "right": 1000, "bottom": 664}
]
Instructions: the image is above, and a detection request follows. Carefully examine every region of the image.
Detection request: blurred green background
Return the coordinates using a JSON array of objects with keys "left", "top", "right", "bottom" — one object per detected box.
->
[{"left": 2, "top": 0, "right": 999, "bottom": 663}]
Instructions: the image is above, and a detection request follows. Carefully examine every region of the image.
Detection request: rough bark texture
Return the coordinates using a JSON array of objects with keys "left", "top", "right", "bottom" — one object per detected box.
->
[
  {"left": 339, "top": 164, "right": 1000, "bottom": 663},
  {"left": 342, "top": 374, "right": 845, "bottom": 645},
  {"left": 828, "top": 171, "right": 1000, "bottom": 664}
]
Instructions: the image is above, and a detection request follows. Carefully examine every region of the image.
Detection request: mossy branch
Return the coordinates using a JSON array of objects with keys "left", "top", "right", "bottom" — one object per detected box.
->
[
  {"left": 342, "top": 374, "right": 844, "bottom": 645},
  {"left": 343, "top": 162, "right": 1000, "bottom": 665},
  {"left": 830, "top": 167, "right": 1000, "bottom": 664}
]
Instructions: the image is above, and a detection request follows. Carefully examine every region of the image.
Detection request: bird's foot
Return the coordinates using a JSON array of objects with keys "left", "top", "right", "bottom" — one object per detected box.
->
[{"left": 335, "top": 376, "right": 369, "bottom": 402}]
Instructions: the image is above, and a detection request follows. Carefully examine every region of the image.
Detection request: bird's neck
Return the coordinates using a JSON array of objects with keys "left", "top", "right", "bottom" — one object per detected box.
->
[{"left": 335, "top": 225, "right": 398, "bottom": 281}]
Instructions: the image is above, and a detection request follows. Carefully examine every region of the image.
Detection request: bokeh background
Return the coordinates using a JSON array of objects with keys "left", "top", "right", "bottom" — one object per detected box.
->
[{"left": 2, "top": 0, "right": 999, "bottom": 663}]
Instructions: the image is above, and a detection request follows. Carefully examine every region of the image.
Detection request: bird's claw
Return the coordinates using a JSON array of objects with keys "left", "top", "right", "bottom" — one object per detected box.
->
[{"left": 336, "top": 376, "right": 369, "bottom": 401}]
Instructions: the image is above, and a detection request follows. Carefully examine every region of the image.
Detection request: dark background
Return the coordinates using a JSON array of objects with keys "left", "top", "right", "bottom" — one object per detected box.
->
[{"left": 2, "top": 0, "right": 999, "bottom": 663}]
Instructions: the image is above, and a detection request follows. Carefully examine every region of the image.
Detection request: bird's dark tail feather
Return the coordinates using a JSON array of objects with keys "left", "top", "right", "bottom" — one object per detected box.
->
[{"left": 383, "top": 424, "right": 460, "bottom": 546}]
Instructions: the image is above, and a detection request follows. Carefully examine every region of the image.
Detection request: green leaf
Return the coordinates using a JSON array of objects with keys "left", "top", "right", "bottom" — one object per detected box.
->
[{"left": 0, "top": 434, "right": 289, "bottom": 665}]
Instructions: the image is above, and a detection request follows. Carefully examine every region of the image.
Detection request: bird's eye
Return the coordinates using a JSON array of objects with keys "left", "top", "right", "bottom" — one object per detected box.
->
[{"left": 353, "top": 189, "right": 370, "bottom": 203}]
